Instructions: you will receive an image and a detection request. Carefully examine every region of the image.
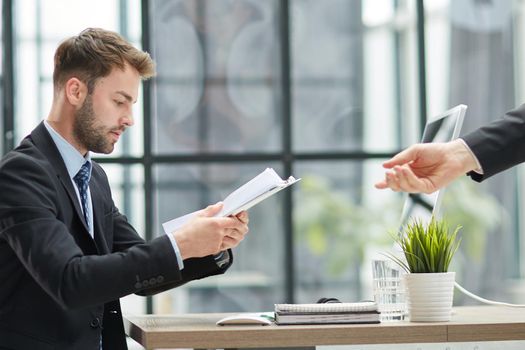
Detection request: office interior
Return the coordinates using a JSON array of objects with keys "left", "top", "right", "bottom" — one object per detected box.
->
[{"left": 1, "top": 0, "right": 525, "bottom": 349}]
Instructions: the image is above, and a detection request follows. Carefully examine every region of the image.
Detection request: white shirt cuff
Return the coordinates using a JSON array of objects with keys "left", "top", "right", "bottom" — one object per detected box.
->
[
  {"left": 458, "top": 138, "right": 483, "bottom": 174},
  {"left": 166, "top": 232, "right": 184, "bottom": 270}
]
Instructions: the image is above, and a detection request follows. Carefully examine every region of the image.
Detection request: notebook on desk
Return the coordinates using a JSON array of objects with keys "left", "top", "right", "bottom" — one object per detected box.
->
[
  {"left": 274, "top": 301, "right": 380, "bottom": 325},
  {"left": 275, "top": 301, "right": 377, "bottom": 313}
]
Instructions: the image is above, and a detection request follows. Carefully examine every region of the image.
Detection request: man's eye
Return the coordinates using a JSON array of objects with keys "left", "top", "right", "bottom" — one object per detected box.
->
[{"left": 115, "top": 100, "right": 125, "bottom": 106}]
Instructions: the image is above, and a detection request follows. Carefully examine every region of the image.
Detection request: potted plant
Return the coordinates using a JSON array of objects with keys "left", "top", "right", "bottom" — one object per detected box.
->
[{"left": 389, "top": 216, "right": 462, "bottom": 322}]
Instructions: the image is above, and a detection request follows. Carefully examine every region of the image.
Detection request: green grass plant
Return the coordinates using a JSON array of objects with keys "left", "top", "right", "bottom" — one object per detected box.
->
[{"left": 389, "top": 217, "right": 462, "bottom": 273}]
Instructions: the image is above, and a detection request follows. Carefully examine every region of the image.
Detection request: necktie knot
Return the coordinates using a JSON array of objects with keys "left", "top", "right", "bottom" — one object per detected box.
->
[
  {"left": 74, "top": 161, "right": 91, "bottom": 191},
  {"left": 74, "top": 161, "right": 91, "bottom": 227}
]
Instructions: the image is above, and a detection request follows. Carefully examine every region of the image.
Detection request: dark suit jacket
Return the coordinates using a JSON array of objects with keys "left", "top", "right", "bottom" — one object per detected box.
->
[
  {"left": 0, "top": 122, "right": 232, "bottom": 349},
  {"left": 462, "top": 103, "right": 525, "bottom": 182}
]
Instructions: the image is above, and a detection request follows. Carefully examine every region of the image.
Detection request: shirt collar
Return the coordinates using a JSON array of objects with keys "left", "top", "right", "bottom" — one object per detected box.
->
[{"left": 43, "top": 120, "right": 92, "bottom": 180}]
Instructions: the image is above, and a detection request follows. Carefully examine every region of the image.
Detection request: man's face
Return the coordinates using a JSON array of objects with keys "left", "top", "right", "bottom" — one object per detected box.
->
[{"left": 73, "top": 64, "right": 140, "bottom": 154}]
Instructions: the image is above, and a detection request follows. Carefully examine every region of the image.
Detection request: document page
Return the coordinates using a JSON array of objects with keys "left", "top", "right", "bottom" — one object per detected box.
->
[{"left": 162, "top": 168, "right": 300, "bottom": 234}]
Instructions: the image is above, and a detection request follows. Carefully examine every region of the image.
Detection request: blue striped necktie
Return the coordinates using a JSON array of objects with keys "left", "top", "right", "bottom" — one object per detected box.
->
[{"left": 73, "top": 161, "right": 91, "bottom": 228}]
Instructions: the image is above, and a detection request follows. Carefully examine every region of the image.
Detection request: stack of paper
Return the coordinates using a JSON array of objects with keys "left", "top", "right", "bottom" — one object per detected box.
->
[
  {"left": 162, "top": 168, "right": 300, "bottom": 234},
  {"left": 274, "top": 302, "right": 380, "bottom": 325}
]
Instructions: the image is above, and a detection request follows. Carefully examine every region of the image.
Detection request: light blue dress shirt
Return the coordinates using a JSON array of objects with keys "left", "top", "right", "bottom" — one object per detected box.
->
[{"left": 43, "top": 121, "right": 184, "bottom": 269}]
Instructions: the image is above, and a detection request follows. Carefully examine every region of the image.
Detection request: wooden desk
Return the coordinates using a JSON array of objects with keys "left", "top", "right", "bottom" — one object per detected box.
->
[{"left": 125, "top": 306, "right": 525, "bottom": 349}]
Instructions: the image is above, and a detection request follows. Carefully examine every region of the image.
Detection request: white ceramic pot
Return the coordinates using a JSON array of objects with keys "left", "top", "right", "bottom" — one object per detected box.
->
[{"left": 404, "top": 272, "right": 455, "bottom": 322}]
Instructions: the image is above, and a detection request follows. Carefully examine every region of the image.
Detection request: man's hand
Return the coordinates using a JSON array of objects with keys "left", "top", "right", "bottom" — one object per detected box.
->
[
  {"left": 173, "top": 202, "right": 249, "bottom": 260},
  {"left": 223, "top": 210, "right": 249, "bottom": 250},
  {"left": 374, "top": 139, "right": 479, "bottom": 194}
]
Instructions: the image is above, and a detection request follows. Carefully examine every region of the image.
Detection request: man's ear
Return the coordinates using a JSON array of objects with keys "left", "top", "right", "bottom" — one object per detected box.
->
[{"left": 64, "top": 77, "right": 88, "bottom": 107}]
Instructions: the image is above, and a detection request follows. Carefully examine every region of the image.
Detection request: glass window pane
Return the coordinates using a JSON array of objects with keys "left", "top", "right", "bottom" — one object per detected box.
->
[
  {"left": 102, "top": 163, "right": 146, "bottom": 316},
  {"left": 153, "top": 162, "right": 286, "bottom": 312},
  {"left": 425, "top": 0, "right": 522, "bottom": 303},
  {"left": 103, "top": 164, "right": 145, "bottom": 235},
  {"left": 150, "top": 0, "right": 282, "bottom": 154},
  {"left": 292, "top": 0, "right": 365, "bottom": 152},
  {"left": 40, "top": 0, "right": 119, "bottom": 37},
  {"left": 518, "top": 0, "right": 525, "bottom": 283},
  {"left": 292, "top": 0, "right": 419, "bottom": 152},
  {"left": 439, "top": 176, "right": 518, "bottom": 304},
  {"left": 294, "top": 160, "right": 404, "bottom": 302}
]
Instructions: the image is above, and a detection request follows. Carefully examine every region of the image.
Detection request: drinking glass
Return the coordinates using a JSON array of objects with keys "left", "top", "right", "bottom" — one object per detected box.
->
[{"left": 371, "top": 259, "right": 406, "bottom": 321}]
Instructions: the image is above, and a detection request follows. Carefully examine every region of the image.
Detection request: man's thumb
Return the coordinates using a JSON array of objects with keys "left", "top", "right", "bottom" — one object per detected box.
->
[{"left": 199, "top": 202, "right": 224, "bottom": 217}]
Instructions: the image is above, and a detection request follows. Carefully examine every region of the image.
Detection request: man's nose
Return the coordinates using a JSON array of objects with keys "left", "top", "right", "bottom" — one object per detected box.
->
[{"left": 122, "top": 110, "right": 134, "bottom": 127}]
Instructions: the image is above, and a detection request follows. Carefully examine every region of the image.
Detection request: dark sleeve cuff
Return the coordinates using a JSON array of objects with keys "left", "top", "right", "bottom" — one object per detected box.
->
[
  {"left": 213, "top": 250, "right": 231, "bottom": 268},
  {"left": 466, "top": 170, "right": 484, "bottom": 183}
]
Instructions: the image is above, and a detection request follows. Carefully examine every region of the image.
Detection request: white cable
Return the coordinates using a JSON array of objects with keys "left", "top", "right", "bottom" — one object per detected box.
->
[{"left": 454, "top": 282, "right": 525, "bottom": 307}]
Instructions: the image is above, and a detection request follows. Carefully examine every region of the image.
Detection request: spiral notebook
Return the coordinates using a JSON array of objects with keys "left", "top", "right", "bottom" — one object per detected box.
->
[
  {"left": 275, "top": 301, "right": 377, "bottom": 314},
  {"left": 274, "top": 301, "right": 379, "bottom": 325},
  {"left": 274, "top": 312, "right": 380, "bottom": 325}
]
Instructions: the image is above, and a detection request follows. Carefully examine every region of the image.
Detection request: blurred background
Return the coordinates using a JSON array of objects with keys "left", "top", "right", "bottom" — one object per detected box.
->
[{"left": 2, "top": 0, "right": 525, "bottom": 348}]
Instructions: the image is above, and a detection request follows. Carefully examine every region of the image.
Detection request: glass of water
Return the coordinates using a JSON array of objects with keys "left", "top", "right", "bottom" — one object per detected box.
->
[{"left": 371, "top": 259, "right": 406, "bottom": 321}]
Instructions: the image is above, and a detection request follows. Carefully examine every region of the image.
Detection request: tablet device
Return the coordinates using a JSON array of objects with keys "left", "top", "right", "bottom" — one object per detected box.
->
[{"left": 398, "top": 104, "right": 467, "bottom": 225}]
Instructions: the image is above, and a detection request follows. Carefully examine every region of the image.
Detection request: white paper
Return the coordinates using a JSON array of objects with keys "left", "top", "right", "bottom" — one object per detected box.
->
[{"left": 162, "top": 168, "right": 300, "bottom": 234}]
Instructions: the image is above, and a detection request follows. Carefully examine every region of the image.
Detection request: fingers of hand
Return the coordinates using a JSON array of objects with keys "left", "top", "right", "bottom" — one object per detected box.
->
[
  {"left": 393, "top": 165, "right": 435, "bottom": 193},
  {"left": 218, "top": 219, "right": 248, "bottom": 250},
  {"left": 235, "top": 211, "right": 249, "bottom": 224},
  {"left": 390, "top": 165, "right": 421, "bottom": 192},
  {"left": 186, "top": 213, "right": 249, "bottom": 255},
  {"left": 221, "top": 235, "right": 242, "bottom": 250},
  {"left": 226, "top": 226, "right": 248, "bottom": 241},
  {"left": 217, "top": 217, "right": 249, "bottom": 233},
  {"left": 385, "top": 170, "right": 401, "bottom": 192},
  {"left": 374, "top": 180, "right": 388, "bottom": 189},
  {"left": 383, "top": 145, "right": 419, "bottom": 169},
  {"left": 391, "top": 166, "right": 416, "bottom": 192}
]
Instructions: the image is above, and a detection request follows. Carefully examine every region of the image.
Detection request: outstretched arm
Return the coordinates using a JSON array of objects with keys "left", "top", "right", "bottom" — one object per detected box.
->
[{"left": 374, "top": 139, "right": 479, "bottom": 193}]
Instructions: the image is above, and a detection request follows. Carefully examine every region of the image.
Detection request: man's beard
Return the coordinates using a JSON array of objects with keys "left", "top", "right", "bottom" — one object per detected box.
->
[{"left": 73, "top": 95, "right": 118, "bottom": 154}]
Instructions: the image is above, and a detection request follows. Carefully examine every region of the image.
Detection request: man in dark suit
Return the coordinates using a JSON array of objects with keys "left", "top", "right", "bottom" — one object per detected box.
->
[
  {"left": 374, "top": 104, "right": 525, "bottom": 192},
  {"left": 0, "top": 28, "right": 249, "bottom": 350}
]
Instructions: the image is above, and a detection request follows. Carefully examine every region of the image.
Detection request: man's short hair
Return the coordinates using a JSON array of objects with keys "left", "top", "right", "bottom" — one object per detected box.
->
[{"left": 53, "top": 28, "right": 156, "bottom": 93}]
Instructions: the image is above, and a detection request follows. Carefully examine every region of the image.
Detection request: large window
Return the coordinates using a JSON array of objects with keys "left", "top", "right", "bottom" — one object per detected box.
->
[
  {"left": 147, "top": 0, "right": 419, "bottom": 312},
  {"left": 3, "top": 0, "right": 525, "bottom": 326}
]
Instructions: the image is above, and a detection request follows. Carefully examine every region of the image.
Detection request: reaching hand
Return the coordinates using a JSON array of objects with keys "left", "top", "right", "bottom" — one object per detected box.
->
[
  {"left": 374, "top": 139, "right": 479, "bottom": 194},
  {"left": 173, "top": 203, "right": 250, "bottom": 260}
]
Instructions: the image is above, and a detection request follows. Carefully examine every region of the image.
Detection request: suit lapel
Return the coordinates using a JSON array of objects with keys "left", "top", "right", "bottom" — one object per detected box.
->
[
  {"left": 90, "top": 176, "right": 110, "bottom": 254},
  {"left": 30, "top": 122, "right": 92, "bottom": 236}
]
